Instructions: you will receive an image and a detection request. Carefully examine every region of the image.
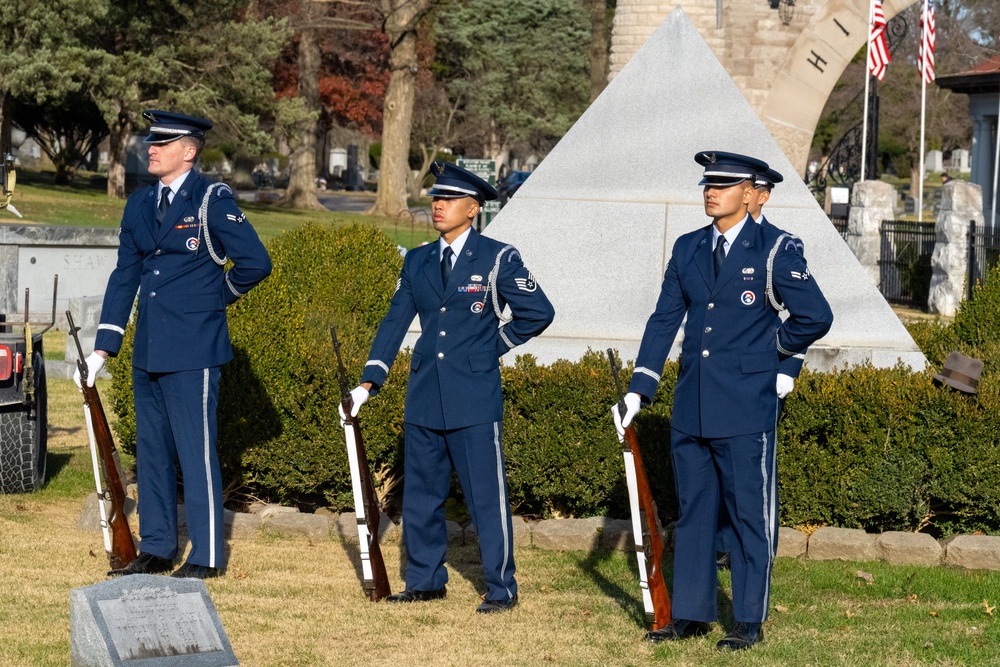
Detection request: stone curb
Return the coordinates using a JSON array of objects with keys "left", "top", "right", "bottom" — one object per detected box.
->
[{"left": 75, "top": 500, "right": 1000, "bottom": 571}]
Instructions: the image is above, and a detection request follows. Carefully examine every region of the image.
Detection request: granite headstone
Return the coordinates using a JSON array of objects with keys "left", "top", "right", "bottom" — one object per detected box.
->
[{"left": 70, "top": 574, "right": 238, "bottom": 667}]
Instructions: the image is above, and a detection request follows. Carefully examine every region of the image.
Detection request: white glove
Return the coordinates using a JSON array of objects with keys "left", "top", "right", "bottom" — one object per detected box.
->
[
  {"left": 73, "top": 352, "right": 106, "bottom": 389},
  {"left": 776, "top": 373, "right": 795, "bottom": 399},
  {"left": 611, "top": 392, "right": 642, "bottom": 442},
  {"left": 338, "top": 385, "right": 370, "bottom": 422}
]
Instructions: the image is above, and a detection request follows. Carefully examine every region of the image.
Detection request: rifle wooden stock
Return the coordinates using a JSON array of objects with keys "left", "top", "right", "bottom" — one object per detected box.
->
[
  {"left": 608, "top": 349, "right": 671, "bottom": 631},
  {"left": 67, "top": 311, "right": 136, "bottom": 572},
  {"left": 331, "top": 327, "right": 392, "bottom": 601},
  {"left": 621, "top": 423, "right": 672, "bottom": 630},
  {"left": 81, "top": 381, "right": 138, "bottom": 571}
]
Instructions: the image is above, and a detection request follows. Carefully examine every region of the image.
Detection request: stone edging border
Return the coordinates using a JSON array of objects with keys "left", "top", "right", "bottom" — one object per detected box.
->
[{"left": 77, "top": 494, "right": 1000, "bottom": 572}]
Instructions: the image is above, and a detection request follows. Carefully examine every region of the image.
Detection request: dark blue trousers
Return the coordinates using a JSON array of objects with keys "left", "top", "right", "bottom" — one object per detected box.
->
[
  {"left": 402, "top": 421, "right": 516, "bottom": 601},
  {"left": 133, "top": 366, "right": 225, "bottom": 568},
  {"left": 670, "top": 426, "right": 779, "bottom": 623}
]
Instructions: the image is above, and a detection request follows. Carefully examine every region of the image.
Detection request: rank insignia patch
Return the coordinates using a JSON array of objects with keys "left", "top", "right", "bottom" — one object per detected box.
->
[
  {"left": 790, "top": 270, "right": 810, "bottom": 281},
  {"left": 741, "top": 290, "right": 755, "bottom": 305},
  {"left": 514, "top": 272, "right": 537, "bottom": 292}
]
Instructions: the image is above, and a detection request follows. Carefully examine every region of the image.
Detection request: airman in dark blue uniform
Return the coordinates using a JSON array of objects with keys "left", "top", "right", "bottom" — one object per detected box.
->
[
  {"left": 342, "top": 162, "right": 554, "bottom": 613},
  {"left": 76, "top": 110, "right": 272, "bottom": 579},
  {"left": 613, "top": 152, "right": 833, "bottom": 649},
  {"left": 716, "top": 163, "right": 786, "bottom": 570}
]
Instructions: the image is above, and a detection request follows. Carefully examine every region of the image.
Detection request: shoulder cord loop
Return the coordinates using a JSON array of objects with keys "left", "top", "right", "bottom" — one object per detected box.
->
[
  {"left": 198, "top": 183, "right": 230, "bottom": 266},
  {"left": 483, "top": 244, "right": 515, "bottom": 324},
  {"left": 765, "top": 233, "right": 791, "bottom": 312}
]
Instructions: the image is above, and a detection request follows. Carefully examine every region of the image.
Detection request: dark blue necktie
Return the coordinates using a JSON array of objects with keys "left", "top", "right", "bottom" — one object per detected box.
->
[
  {"left": 713, "top": 236, "right": 727, "bottom": 277},
  {"left": 441, "top": 246, "right": 454, "bottom": 288},
  {"left": 156, "top": 187, "right": 171, "bottom": 226}
]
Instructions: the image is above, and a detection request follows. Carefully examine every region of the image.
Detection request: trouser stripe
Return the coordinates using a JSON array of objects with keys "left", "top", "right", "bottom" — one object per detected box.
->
[
  {"left": 759, "top": 431, "right": 776, "bottom": 622},
  {"left": 493, "top": 421, "right": 512, "bottom": 598},
  {"left": 202, "top": 369, "right": 216, "bottom": 567}
]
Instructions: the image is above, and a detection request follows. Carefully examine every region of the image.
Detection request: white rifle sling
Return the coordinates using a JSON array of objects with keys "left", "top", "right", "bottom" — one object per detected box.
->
[
  {"left": 198, "top": 183, "right": 230, "bottom": 266},
  {"left": 344, "top": 422, "right": 374, "bottom": 584},
  {"left": 623, "top": 450, "right": 654, "bottom": 617},
  {"left": 83, "top": 404, "right": 112, "bottom": 554}
]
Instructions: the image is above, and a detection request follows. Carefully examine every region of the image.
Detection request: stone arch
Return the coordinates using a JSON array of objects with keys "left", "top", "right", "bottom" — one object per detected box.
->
[
  {"left": 760, "top": 0, "right": 918, "bottom": 173},
  {"left": 609, "top": 0, "right": 920, "bottom": 174}
]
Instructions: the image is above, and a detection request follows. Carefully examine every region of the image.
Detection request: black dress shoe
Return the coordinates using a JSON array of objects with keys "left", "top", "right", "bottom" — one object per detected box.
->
[
  {"left": 646, "top": 619, "right": 711, "bottom": 643},
  {"left": 385, "top": 587, "right": 447, "bottom": 603},
  {"left": 476, "top": 595, "right": 518, "bottom": 614},
  {"left": 716, "top": 622, "right": 763, "bottom": 650},
  {"left": 170, "top": 562, "right": 225, "bottom": 579},
  {"left": 716, "top": 551, "right": 732, "bottom": 571},
  {"left": 109, "top": 552, "right": 174, "bottom": 577}
]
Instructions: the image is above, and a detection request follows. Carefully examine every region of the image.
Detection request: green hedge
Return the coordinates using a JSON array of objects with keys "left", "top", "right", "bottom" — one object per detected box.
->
[{"left": 107, "top": 224, "right": 1000, "bottom": 535}]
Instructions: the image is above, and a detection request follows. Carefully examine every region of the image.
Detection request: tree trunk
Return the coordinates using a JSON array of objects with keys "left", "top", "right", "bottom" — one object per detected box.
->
[
  {"left": 107, "top": 115, "right": 130, "bottom": 199},
  {"left": 281, "top": 1, "right": 325, "bottom": 211},
  {"left": 369, "top": 2, "right": 429, "bottom": 217},
  {"left": 589, "top": 0, "right": 611, "bottom": 102},
  {"left": 411, "top": 142, "right": 439, "bottom": 200}
]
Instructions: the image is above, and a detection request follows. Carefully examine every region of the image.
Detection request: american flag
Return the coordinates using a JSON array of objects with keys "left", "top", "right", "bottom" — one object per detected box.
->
[
  {"left": 919, "top": 0, "right": 936, "bottom": 83},
  {"left": 868, "top": 0, "right": 891, "bottom": 81}
]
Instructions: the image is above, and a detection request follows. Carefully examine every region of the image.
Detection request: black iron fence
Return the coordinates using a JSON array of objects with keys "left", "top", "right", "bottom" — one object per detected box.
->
[
  {"left": 966, "top": 222, "right": 1000, "bottom": 300},
  {"left": 878, "top": 220, "right": 936, "bottom": 310},
  {"left": 830, "top": 215, "right": 849, "bottom": 239}
]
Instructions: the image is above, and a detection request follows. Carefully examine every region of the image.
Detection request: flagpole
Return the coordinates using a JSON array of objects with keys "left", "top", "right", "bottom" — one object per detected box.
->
[
  {"left": 992, "top": 93, "right": 1000, "bottom": 230},
  {"left": 917, "top": 0, "right": 929, "bottom": 223},
  {"left": 861, "top": 0, "right": 874, "bottom": 182}
]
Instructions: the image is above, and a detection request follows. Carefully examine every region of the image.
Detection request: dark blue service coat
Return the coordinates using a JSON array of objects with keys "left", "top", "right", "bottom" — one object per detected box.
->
[
  {"left": 361, "top": 228, "right": 555, "bottom": 428},
  {"left": 95, "top": 170, "right": 271, "bottom": 370},
  {"left": 628, "top": 217, "right": 833, "bottom": 437}
]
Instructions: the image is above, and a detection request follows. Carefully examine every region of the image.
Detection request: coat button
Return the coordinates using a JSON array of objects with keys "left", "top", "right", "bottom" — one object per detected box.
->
[
  {"left": 704, "top": 326, "right": 712, "bottom": 333},
  {"left": 440, "top": 307, "right": 446, "bottom": 313},
  {"left": 437, "top": 352, "right": 444, "bottom": 359},
  {"left": 707, "top": 303, "right": 714, "bottom": 309},
  {"left": 439, "top": 331, "right": 446, "bottom": 337},
  {"left": 702, "top": 350, "right": 709, "bottom": 357},
  {"left": 153, "top": 270, "right": 160, "bottom": 276},
  {"left": 155, "top": 249, "right": 162, "bottom": 255},
  {"left": 150, "top": 292, "right": 157, "bottom": 297}
]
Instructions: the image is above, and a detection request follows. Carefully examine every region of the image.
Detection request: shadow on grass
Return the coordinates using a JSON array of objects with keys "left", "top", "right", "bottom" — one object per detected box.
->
[{"left": 575, "top": 541, "right": 737, "bottom": 633}]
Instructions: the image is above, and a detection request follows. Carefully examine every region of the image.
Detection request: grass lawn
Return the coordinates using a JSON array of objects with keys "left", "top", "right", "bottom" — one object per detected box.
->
[
  {"left": 7, "top": 177, "right": 438, "bottom": 249},
  {"left": 0, "top": 372, "right": 997, "bottom": 666}
]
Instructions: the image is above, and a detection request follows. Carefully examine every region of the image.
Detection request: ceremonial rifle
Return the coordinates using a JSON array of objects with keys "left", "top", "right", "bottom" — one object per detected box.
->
[
  {"left": 331, "top": 326, "right": 391, "bottom": 601},
  {"left": 67, "top": 311, "right": 137, "bottom": 573},
  {"left": 608, "top": 349, "right": 671, "bottom": 632}
]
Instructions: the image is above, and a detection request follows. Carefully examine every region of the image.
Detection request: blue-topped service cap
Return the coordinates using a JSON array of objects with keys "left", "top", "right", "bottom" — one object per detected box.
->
[
  {"left": 427, "top": 161, "right": 498, "bottom": 204},
  {"left": 695, "top": 151, "right": 769, "bottom": 187},
  {"left": 755, "top": 166, "right": 784, "bottom": 189},
  {"left": 142, "top": 110, "right": 213, "bottom": 144}
]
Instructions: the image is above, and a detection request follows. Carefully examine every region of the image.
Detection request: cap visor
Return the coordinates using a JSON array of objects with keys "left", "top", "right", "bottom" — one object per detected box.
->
[
  {"left": 144, "top": 133, "right": 186, "bottom": 145},
  {"left": 699, "top": 176, "right": 747, "bottom": 187}
]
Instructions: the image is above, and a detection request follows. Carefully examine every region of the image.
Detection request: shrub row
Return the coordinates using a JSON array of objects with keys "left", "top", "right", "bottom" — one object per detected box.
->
[{"left": 107, "top": 224, "right": 1000, "bottom": 535}]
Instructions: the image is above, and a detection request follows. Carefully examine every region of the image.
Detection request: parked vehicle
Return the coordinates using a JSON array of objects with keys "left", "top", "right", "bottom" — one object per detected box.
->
[
  {"left": 498, "top": 171, "right": 531, "bottom": 207},
  {"left": 0, "top": 277, "right": 57, "bottom": 493}
]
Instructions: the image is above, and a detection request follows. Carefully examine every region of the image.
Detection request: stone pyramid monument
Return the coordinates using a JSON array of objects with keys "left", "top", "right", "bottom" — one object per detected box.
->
[{"left": 486, "top": 7, "right": 925, "bottom": 371}]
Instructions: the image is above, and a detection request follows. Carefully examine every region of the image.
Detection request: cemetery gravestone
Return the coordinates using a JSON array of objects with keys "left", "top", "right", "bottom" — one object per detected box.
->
[{"left": 70, "top": 574, "right": 238, "bottom": 667}]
